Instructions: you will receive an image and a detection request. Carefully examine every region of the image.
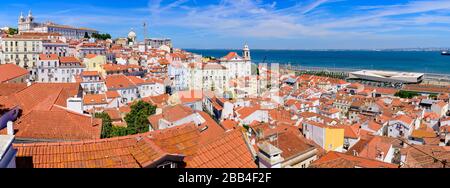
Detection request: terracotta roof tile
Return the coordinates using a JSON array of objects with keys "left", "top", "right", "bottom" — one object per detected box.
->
[
  {"left": 186, "top": 129, "right": 256, "bottom": 168},
  {"left": 0, "top": 83, "right": 80, "bottom": 115},
  {"left": 0, "top": 64, "right": 29, "bottom": 83},
  {"left": 0, "top": 83, "right": 27, "bottom": 96},
  {"left": 1, "top": 108, "right": 101, "bottom": 141},
  {"left": 83, "top": 94, "right": 108, "bottom": 105},
  {"left": 105, "top": 74, "right": 135, "bottom": 89},
  {"left": 39, "top": 54, "right": 59, "bottom": 61},
  {"left": 311, "top": 151, "right": 398, "bottom": 168}
]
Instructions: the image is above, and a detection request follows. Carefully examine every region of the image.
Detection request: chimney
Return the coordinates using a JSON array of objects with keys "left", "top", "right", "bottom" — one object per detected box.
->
[
  {"left": 7, "top": 121, "right": 14, "bottom": 135},
  {"left": 257, "top": 142, "right": 284, "bottom": 168},
  {"left": 66, "top": 97, "right": 83, "bottom": 114}
]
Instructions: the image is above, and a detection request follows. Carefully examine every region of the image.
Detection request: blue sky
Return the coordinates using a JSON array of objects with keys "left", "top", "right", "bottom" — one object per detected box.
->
[{"left": 2, "top": 0, "right": 450, "bottom": 49}]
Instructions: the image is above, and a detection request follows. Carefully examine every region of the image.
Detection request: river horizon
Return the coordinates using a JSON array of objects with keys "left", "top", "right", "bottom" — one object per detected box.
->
[{"left": 186, "top": 49, "right": 450, "bottom": 75}]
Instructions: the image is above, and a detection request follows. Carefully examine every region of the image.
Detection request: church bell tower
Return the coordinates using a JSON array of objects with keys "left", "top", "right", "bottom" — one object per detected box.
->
[{"left": 243, "top": 43, "right": 251, "bottom": 61}]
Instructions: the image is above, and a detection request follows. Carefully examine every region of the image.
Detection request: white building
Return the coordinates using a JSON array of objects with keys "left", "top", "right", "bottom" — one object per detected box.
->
[
  {"left": 148, "top": 104, "right": 205, "bottom": 131},
  {"left": 76, "top": 42, "right": 106, "bottom": 59},
  {"left": 0, "top": 35, "right": 43, "bottom": 69},
  {"left": 77, "top": 71, "right": 106, "bottom": 94},
  {"left": 105, "top": 74, "right": 165, "bottom": 105},
  {"left": 188, "top": 63, "right": 229, "bottom": 95},
  {"left": 18, "top": 10, "right": 98, "bottom": 39},
  {"left": 43, "top": 41, "right": 69, "bottom": 57},
  {"left": 168, "top": 62, "right": 190, "bottom": 91},
  {"left": 35, "top": 54, "right": 85, "bottom": 83},
  {"left": 218, "top": 44, "right": 252, "bottom": 80},
  {"left": 386, "top": 115, "right": 417, "bottom": 139}
]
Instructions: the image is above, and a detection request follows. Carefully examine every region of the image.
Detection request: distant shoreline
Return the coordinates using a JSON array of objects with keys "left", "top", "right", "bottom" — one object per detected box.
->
[
  {"left": 186, "top": 48, "right": 450, "bottom": 52},
  {"left": 277, "top": 64, "right": 450, "bottom": 85},
  {"left": 189, "top": 49, "right": 450, "bottom": 75}
]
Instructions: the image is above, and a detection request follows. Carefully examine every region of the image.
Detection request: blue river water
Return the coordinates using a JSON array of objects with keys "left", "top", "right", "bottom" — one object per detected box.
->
[{"left": 186, "top": 49, "right": 450, "bottom": 74}]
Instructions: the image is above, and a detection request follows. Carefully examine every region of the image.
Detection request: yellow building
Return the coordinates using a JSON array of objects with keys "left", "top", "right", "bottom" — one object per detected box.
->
[
  {"left": 323, "top": 127, "right": 344, "bottom": 152},
  {"left": 83, "top": 54, "right": 107, "bottom": 72},
  {"left": 303, "top": 121, "right": 344, "bottom": 152}
]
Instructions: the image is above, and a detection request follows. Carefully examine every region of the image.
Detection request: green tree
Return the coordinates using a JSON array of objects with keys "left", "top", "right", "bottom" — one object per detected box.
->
[
  {"left": 84, "top": 32, "right": 90, "bottom": 39},
  {"left": 124, "top": 101, "right": 156, "bottom": 135},
  {"left": 395, "top": 90, "right": 420, "bottom": 99},
  {"left": 429, "top": 94, "right": 438, "bottom": 100},
  {"left": 95, "top": 112, "right": 113, "bottom": 138},
  {"left": 110, "top": 126, "right": 129, "bottom": 137},
  {"left": 7, "top": 28, "right": 18, "bottom": 35},
  {"left": 92, "top": 33, "right": 111, "bottom": 40}
]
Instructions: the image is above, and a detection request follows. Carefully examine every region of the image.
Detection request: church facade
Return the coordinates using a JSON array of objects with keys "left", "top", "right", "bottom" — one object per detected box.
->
[{"left": 18, "top": 10, "right": 98, "bottom": 39}]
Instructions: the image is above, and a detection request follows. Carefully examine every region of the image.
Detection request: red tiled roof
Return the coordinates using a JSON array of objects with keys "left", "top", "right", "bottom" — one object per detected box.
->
[
  {"left": 104, "top": 108, "right": 122, "bottom": 121},
  {"left": 85, "top": 54, "right": 98, "bottom": 59},
  {"left": 148, "top": 123, "right": 201, "bottom": 159},
  {"left": 161, "top": 104, "right": 195, "bottom": 122},
  {"left": 347, "top": 136, "right": 401, "bottom": 161},
  {"left": 0, "top": 83, "right": 80, "bottom": 115},
  {"left": 197, "top": 111, "right": 226, "bottom": 144},
  {"left": 372, "top": 87, "right": 398, "bottom": 95},
  {"left": 435, "top": 100, "right": 447, "bottom": 108},
  {"left": 403, "top": 145, "right": 450, "bottom": 168},
  {"left": 221, "top": 119, "right": 238, "bottom": 130},
  {"left": 0, "top": 64, "right": 29, "bottom": 83},
  {"left": 186, "top": 129, "right": 257, "bottom": 168},
  {"left": 268, "top": 132, "right": 317, "bottom": 160},
  {"left": 311, "top": 151, "right": 398, "bottom": 168},
  {"left": 176, "top": 90, "right": 206, "bottom": 104},
  {"left": 13, "top": 123, "right": 201, "bottom": 168},
  {"left": 222, "top": 52, "right": 241, "bottom": 61},
  {"left": 83, "top": 94, "right": 108, "bottom": 105},
  {"left": 105, "top": 74, "right": 135, "bottom": 89},
  {"left": 105, "top": 91, "right": 120, "bottom": 99},
  {"left": 236, "top": 106, "right": 261, "bottom": 120},
  {"left": 1, "top": 108, "right": 101, "bottom": 141},
  {"left": 14, "top": 134, "right": 179, "bottom": 168},
  {"left": 39, "top": 54, "right": 59, "bottom": 61},
  {"left": 59, "top": 56, "right": 81, "bottom": 64},
  {"left": 338, "top": 125, "right": 359, "bottom": 139},
  {"left": 102, "top": 64, "right": 128, "bottom": 72},
  {"left": 12, "top": 122, "right": 259, "bottom": 168},
  {"left": 392, "top": 115, "right": 414, "bottom": 125},
  {"left": 143, "top": 94, "right": 169, "bottom": 108},
  {"left": 0, "top": 83, "right": 27, "bottom": 96},
  {"left": 410, "top": 129, "right": 436, "bottom": 138},
  {"left": 81, "top": 71, "right": 100, "bottom": 77}
]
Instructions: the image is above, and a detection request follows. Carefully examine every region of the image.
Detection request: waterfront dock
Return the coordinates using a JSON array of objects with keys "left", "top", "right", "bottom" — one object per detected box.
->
[{"left": 280, "top": 64, "right": 450, "bottom": 86}]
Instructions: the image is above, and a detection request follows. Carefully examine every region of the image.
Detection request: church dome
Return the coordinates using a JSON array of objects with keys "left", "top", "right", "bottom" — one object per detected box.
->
[{"left": 128, "top": 29, "right": 137, "bottom": 39}]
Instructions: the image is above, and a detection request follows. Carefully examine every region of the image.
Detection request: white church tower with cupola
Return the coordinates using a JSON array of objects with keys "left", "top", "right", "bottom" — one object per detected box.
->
[
  {"left": 243, "top": 43, "right": 251, "bottom": 61},
  {"left": 218, "top": 43, "right": 252, "bottom": 81},
  {"left": 18, "top": 10, "right": 35, "bottom": 33}
]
